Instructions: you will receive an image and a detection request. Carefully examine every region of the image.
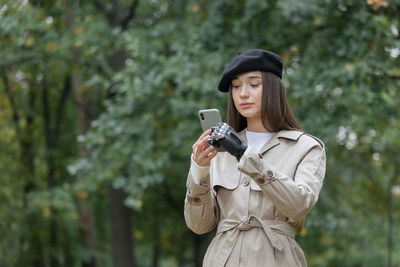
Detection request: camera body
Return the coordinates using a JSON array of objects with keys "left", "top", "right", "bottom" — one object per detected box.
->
[{"left": 208, "top": 122, "right": 247, "bottom": 161}]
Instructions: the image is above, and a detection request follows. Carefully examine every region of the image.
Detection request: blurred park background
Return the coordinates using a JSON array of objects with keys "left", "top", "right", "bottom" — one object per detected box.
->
[{"left": 0, "top": 0, "right": 399, "bottom": 266}]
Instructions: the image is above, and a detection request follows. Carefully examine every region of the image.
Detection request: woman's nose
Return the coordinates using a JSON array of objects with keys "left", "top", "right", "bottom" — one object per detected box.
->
[{"left": 239, "top": 85, "right": 250, "bottom": 98}]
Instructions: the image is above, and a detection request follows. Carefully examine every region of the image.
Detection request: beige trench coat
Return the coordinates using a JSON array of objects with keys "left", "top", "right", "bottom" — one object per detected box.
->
[{"left": 184, "top": 130, "right": 326, "bottom": 267}]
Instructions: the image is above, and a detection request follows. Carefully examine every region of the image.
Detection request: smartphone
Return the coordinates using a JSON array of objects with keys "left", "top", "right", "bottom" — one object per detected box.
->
[{"left": 199, "top": 109, "right": 222, "bottom": 132}]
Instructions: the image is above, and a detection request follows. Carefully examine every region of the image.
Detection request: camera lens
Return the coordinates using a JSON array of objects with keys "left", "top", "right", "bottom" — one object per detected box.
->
[{"left": 200, "top": 113, "right": 204, "bottom": 120}]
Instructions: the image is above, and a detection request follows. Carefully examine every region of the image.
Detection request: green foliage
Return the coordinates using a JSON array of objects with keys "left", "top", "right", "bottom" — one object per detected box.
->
[{"left": 1, "top": 0, "right": 400, "bottom": 266}]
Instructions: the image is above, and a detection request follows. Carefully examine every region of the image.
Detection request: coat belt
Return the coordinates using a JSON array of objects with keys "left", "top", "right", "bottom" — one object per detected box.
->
[{"left": 214, "top": 216, "right": 295, "bottom": 266}]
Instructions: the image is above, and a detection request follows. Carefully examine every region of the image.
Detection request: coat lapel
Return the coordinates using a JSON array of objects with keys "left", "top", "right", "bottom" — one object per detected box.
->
[
  {"left": 259, "top": 135, "right": 280, "bottom": 155},
  {"left": 258, "top": 130, "right": 304, "bottom": 155}
]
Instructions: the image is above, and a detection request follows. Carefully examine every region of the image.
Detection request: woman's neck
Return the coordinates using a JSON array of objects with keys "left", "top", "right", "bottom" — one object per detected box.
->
[{"left": 246, "top": 117, "right": 268, "bottom": 132}]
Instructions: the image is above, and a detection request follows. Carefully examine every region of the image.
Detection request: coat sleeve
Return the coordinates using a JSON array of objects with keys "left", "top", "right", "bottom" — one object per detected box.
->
[
  {"left": 184, "top": 163, "right": 219, "bottom": 234},
  {"left": 237, "top": 140, "right": 326, "bottom": 221}
]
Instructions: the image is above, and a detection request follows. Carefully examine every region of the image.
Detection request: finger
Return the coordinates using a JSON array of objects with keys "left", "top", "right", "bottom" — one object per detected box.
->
[
  {"left": 201, "top": 145, "right": 215, "bottom": 158},
  {"left": 208, "top": 149, "right": 218, "bottom": 160},
  {"left": 193, "top": 130, "right": 210, "bottom": 151},
  {"left": 197, "top": 129, "right": 211, "bottom": 143},
  {"left": 193, "top": 138, "right": 204, "bottom": 152},
  {"left": 193, "top": 145, "right": 199, "bottom": 155},
  {"left": 204, "top": 148, "right": 217, "bottom": 163},
  {"left": 199, "top": 134, "right": 212, "bottom": 149},
  {"left": 193, "top": 141, "right": 207, "bottom": 156},
  {"left": 193, "top": 129, "right": 213, "bottom": 154},
  {"left": 196, "top": 146, "right": 217, "bottom": 166},
  {"left": 205, "top": 145, "right": 215, "bottom": 154}
]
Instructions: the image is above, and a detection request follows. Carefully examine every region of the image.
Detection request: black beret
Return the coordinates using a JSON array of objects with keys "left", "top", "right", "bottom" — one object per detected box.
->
[{"left": 218, "top": 49, "right": 283, "bottom": 92}]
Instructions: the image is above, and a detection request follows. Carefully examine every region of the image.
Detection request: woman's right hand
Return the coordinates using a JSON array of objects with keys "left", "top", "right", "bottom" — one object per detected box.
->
[{"left": 192, "top": 129, "right": 218, "bottom": 167}]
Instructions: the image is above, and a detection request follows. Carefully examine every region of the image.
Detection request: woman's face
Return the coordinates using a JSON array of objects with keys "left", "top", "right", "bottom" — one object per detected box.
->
[{"left": 231, "top": 71, "right": 263, "bottom": 120}]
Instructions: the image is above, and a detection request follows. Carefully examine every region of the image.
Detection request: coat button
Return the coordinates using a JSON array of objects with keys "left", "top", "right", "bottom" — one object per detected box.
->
[
  {"left": 266, "top": 170, "right": 274, "bottom": 178},
  {"left": 242, "top": 179, "right": 250, "bottom": 187},
  {"left": 257, "top": 176, "right": 265, "bottom": 184},
  {"left": 192, "top": 197, "right": 201, "bottom": 203}
]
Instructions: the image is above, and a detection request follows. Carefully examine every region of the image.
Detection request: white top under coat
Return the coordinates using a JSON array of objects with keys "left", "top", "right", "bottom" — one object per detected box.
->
[{"left": 245, "top": 130, "right": 276, "bottom": 152}]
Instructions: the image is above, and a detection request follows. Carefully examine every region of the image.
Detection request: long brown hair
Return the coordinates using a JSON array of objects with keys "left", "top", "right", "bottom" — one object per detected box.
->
[{"left": 227, "top": 72, "right": 302, "bottom": 132}]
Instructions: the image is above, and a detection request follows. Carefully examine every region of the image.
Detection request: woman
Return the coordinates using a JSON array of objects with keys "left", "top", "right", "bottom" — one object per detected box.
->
[{"left": 184, "top": 49, "right": 326, "bottom": 266}]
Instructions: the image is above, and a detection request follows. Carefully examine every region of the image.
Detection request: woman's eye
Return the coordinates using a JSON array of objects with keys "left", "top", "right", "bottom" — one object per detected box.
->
[
  {"left": 232, "top": 85, "right": 240, "bottom": 89},
  {"left": 250, "top": 84, "right": 261, "bottom": 88}
]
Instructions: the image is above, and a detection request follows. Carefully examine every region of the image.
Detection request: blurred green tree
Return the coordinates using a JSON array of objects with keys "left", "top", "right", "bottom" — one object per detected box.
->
[{"left": 1, "top": 0, "right": 399, "bottom": 266}]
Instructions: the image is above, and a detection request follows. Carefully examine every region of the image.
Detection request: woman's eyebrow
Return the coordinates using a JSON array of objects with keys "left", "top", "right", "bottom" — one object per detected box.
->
[
  {"left": 247, "top": 76, "right": 262, "bottom": 79},
  {"left": 232, "top": 75, "right": 261, "bottom": 81}
]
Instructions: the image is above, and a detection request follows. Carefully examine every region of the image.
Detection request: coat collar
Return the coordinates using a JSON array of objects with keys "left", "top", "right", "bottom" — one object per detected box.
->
[
  {"left": 239, "top": 129, "right": 304, "bottom": 155},
  {"left": 275, "top": 130, "right": 304, "bottom": 141}
]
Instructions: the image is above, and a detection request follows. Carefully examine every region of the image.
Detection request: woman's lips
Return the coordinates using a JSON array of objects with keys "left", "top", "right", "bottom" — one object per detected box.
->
[{"left": 240, "top": 103, "right": 253, "bottom": 108}]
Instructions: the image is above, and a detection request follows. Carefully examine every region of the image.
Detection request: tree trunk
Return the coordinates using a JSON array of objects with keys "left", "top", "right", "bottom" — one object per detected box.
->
[
  {"left": 78, "top": 198, "right": 97, "bottom": 267},
  {"left": 90, "top": 2, "right": 141, "bottom": 266},
  {"left": 151, "top": 224, "right": 160, "bottom": 267},
  {"left": 42, "top": 76, "right": 56, "bottom": 187},
  {"left": 151, "top": 243, "right": 160, "bottom": 267},
  {"left": 109, "top": 187, "right": 135, "bottom": 267},
  {"left": 41, "top": 75, "right": 60, "bottom": 267},
  {"left": 73, "top": 75, "right": 98, "bottom": 267},
  {"left": 107, "top": 46, "right": 135, "bottom": 265}
]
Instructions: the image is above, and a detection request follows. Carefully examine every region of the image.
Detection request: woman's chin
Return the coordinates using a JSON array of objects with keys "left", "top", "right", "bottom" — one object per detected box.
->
[{"left": 239, "top": 111, "right": 257, "bottom": 119}]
